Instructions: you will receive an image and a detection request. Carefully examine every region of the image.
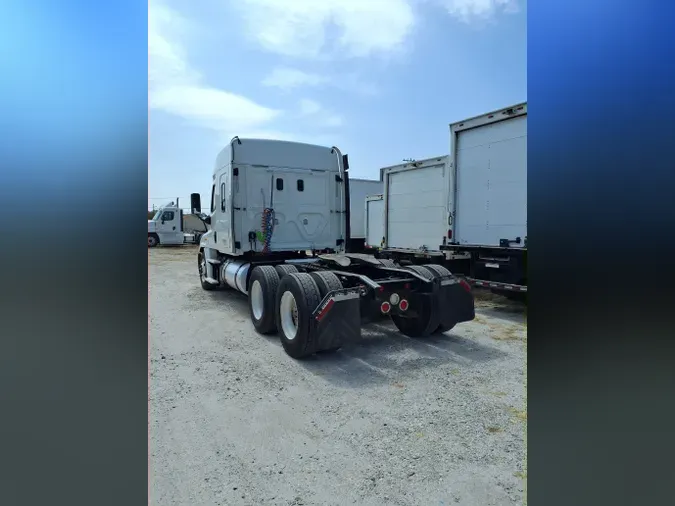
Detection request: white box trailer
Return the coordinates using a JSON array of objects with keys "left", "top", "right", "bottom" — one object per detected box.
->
[
  {"left": 348, "top": 178, "right": 383, "bottom": 250},
  {"left": 364, "top": 194, "right": 385, "bottom": 250},
  {"left": 450, "top": 104, "right": 527, "bottom": 249},
  {"left": 379, "top": 103, "right": 527, "bottom": 295},
  {"left": 382, "top": 156, "right": 449, "bottom": 253}
]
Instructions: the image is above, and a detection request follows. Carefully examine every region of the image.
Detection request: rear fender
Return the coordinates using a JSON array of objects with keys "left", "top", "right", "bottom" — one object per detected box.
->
[
  {"left": 310, "top": 287, "right": 362, "bottom": 350},
  {"left": 436, "top": 275, "right": 475, "bottom": 327}
]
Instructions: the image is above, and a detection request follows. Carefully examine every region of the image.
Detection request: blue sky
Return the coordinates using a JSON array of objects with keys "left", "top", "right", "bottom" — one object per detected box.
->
[{"left": 149, "top": 0, "right": 526, "bottom": 210}]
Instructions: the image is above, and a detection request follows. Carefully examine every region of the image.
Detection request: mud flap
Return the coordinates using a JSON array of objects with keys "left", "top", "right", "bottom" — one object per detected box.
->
[
  {"left": 310, "top": 288, "right": 362, "bottom": 351},
  {"left": 436, "top": 276, "right": 475, "bottom": 328}
]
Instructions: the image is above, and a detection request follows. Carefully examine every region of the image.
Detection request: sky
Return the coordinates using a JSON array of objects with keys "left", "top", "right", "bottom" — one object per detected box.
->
[{"left": 148, "top": 0, "right": 527, "bottom": 211}]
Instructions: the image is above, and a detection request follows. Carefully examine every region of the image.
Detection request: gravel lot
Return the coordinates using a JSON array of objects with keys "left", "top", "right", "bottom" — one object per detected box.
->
[{"left": 149, "top": 246, "right": 527, "bottom": 506}]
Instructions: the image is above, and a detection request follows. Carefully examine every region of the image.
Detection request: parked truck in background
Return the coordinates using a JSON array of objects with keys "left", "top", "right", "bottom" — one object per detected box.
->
[
  {"left": 347, "top": 178, "right": 383, "bottom": 252},
  {"left": 194, "top": 137, "right": 475, "bottom": 359},
  {"left": 148, "top": 198, "right": 209, "bottom": 247},
  {"left": 364, "top": 194, "right": 385, "bottom": 251},
  {"left": 379, "top": 103, "right": 527, "bottom": 297}
]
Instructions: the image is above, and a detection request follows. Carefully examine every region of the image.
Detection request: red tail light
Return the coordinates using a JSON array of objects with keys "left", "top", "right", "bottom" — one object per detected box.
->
[
  {"left": 399, "top": 299, "right": 409, "bottom": 311},
  {"left": 380, "top": 302, "right": 391, "bottom": 314}
]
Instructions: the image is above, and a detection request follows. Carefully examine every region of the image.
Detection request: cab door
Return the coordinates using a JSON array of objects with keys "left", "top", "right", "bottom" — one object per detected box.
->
[{"left": 157, "top": 208, "right": 183, "bottom": 244}]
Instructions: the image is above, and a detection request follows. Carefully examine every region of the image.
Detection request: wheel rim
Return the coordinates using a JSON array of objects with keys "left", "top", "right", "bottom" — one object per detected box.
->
[
  {"left": 279, "top": 291, "right": 298, "bottom": 340},
  {"left": 250, "top": 280, "right": 264, "bottom": 320},
  {"left": 148, "top": 236, "right": 156, "bottom": 246}
]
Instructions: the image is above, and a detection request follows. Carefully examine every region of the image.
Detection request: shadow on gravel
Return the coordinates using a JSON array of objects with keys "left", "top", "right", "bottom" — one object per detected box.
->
[
  {"left": 297, "top": 320, "right": 507, "bottom": 388},
  {"left": 200, "top": 287, "right": 509, "bottom": 388}
]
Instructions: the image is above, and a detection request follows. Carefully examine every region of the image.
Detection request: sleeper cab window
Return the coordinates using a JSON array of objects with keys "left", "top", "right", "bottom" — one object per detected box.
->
[
  {"left": 276, "top": 178, "right": 284, "bottom": 191},
  {"left": 297, "top": 179, "right": 304, "bottom": 192}
]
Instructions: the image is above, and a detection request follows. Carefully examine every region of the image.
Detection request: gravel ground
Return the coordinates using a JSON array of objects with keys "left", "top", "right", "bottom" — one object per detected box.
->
[{"left": 149, "top": 246, "right": 527, "bottom": 506}]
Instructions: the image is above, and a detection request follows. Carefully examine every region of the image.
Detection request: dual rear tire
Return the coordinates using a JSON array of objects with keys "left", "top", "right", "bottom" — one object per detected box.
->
[
  {"left": 389, "top": 264, "right": 455, "bottom": 337},
  {"left": 247, "top": 265, "right": 343, "bottom": 359}
]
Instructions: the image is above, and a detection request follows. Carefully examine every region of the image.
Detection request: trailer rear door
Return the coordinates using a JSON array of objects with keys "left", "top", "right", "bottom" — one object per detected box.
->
[
  {"left": 453, "top": 109, "right": 527, "bottom": 247},
  {"left": 365, "top": 195, "right": 384, "bottom": 248},
  {"left": 384, "top": 157, "right": 448, "bottom": 251}
]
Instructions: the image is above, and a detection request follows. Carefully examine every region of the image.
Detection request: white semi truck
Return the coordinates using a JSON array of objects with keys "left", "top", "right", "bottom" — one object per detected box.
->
[
  {"left": 194, "top": 137, "right": 475, "bottom": 359},
  {"left": 379, "top": 103, "right": 527, "bottom": 295},
  {"left": 148, "top": 198, "right": 209, "bottom": 247}
]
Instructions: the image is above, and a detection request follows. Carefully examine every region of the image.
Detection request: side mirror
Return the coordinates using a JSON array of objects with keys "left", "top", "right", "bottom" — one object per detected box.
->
[{"left": 190, "top": 193, "right": 202, "bottom": 214}]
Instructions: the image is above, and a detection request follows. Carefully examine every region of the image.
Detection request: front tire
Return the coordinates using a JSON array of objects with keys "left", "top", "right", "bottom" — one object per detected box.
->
[
  {"left": 276, "top": 273, "right": 322, "bottom": 359},
  {"left": 148, "top": 233, "right": 159, "bottom": 248},
  {"left": 248, "top": 266, "right": 280, "bottom": 334},
  {"left": 198, "top": 252, "right": 217, "bottom": 291}
]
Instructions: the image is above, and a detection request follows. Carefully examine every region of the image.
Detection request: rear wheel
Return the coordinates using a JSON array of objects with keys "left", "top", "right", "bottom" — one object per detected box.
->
[
  {"left": 248, "top": 266, "right": 280, "bottom": 334},
  {"left": 391, "top": 265, "right": 440, "bottom": 337},
  {"left": 423, "top": 264, "right": 455, "bottom": 333},
  {"left": 405, "top": 265, "right": 435, "bottom": 280},
  {"left": 275, "top": 264, "right": 299, "bottom": 277},
  {"left": 198, "top": 252, "right": 217, "bottom": 291},
  {"left": 309, "top": 271, "right": 343, "bottom": 353},
  {"left": 310, "top": 271, "right": 343, "bottom": 296},
  {"left": 276, "top": 273, "right": 322, "bottom": 359}
]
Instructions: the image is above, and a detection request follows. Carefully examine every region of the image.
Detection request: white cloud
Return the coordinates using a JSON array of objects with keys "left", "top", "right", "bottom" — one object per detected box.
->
[
  {"left": 262, "top": 66, "right": 379, "bottom": 96},
  {"left": 431, "top": 0, "right": 520, "bottom": 23},
  {"left": 298, "top": 99, "right": 322, "bottom": 116},
  {"left": 151, "top": 85, "right": 280, "bottom": 131},
  {"left": 149, "top": 1, "right": 280, "bottom": 134},
  {"left": 323, "top": 115, "right": 344, "bottom": 127},
  {"left": 296, "top": 99, "right": 343, "bottom": 128},
  {"left": 238, "top": 0, "right": 519, "bottom": 60},
  {"left": 262, "top": 68, "right": 328, "bottom": 90},
  {"left": 238, "top": 0, "right": 415, "bottom": 59}
]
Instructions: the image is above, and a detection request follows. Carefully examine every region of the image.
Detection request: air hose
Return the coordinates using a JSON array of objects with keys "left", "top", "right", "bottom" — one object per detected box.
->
[{"left": 261, "top": 207, "right": 275, "bottom": 254}]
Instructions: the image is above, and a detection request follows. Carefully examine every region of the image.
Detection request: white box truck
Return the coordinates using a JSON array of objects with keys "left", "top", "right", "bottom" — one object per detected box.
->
[
  {"left": 347, "top": 178, "right": 383, "bottom": 251},
  {"left": 193, "top": 137, "right": 475, "bottom": 359},
  {"left": 364, "top": 194, "right": 385, "bottom": 250},
  {"left": 379, "top": 103, "right": 527, "bottom": 295}
]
